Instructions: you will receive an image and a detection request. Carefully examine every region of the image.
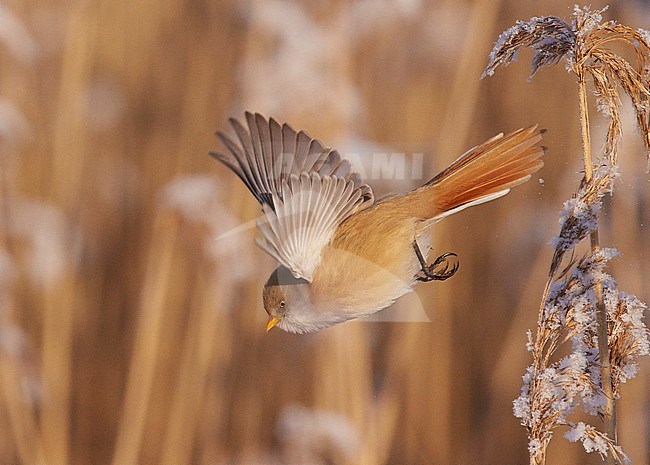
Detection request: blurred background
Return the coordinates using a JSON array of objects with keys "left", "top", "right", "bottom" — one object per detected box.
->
[{"left": 0, "top": 0, "right": 648, "bottom": 464}]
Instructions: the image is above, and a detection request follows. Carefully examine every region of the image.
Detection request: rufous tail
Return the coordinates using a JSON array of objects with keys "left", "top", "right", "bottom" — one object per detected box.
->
[{"left": 404, "top": 125, "right": 545, "bottom": 221}]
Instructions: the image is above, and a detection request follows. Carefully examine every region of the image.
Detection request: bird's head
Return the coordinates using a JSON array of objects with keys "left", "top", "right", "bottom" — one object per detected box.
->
[{"left": 262, "top": 266, "right": 316, "bottom": 334}]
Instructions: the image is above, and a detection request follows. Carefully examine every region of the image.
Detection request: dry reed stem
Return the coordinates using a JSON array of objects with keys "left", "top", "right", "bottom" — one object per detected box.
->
[
  {"left": 436, "top": 0, "right": 502, "bottom": 155},
  {"left": 368, "top": 308, "right": 425, "bottom": 464},
  {"left": 311, "top": 327, "right": 367, "bottom": 465},
  {"left": 50, "top": 5, "right": 96, "bottom": 209},
  {"left": 40, "top": 270, "right": 75, "bottom": 465},
  {"left": 0, "top": 167, "right": 44, "bottom": 465},
  {"left": 160, "top": 260, "right": 230, "bottom": 465},
  {"left": 111, "top": 211, "right": 180, "bottom": 465},
  {"left": 420, "top": 0, "right": 502, "bottom": 460},
  {"left": 367, "top": 386, "right": 401, "bottom": 465},
  {"left": 484, "top": 5, "right": 650, "bottom": 464},
  {"left": 577, "top": 67, "right": 617, "bottom": 462},
  {"left": 0, "top": 50, "right": 45, "bottom": 465},
  {"left": 0, "top": 351, "right": 46, "bottom": 465},
  {"left": 0, "top": 156, "right": 10, "bottom": 251},
  {"left": 40, "top": 6, "right": 98, "bottom": 462},
  {"left": 607, "top": 175, "right": 646, "bottom": 456}
]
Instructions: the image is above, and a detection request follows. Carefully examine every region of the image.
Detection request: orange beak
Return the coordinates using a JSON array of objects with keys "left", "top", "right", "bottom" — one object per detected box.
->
[{"left": 266, "top": 315, "right": 280, "bottom": 332}]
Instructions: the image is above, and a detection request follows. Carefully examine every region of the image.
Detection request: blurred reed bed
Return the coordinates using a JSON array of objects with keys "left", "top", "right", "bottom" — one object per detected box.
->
[{"left": 0, "top": 1, "right": 647, "bottom": 465}]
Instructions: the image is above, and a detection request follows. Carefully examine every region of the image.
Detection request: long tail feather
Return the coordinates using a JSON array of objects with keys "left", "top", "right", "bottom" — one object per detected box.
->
[{"left": 404, "top": 125, "right": 544, "bottom": 221}]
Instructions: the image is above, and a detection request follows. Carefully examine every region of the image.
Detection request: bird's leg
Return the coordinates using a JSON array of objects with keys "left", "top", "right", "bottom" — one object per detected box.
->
[{"left": 412, "top": 241, "right": 459, "bottom": 282}]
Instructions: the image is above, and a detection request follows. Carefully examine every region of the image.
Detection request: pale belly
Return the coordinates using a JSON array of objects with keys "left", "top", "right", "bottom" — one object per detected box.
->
[{"left": 311, "top": 221, "right": 434, "bottom": 320}]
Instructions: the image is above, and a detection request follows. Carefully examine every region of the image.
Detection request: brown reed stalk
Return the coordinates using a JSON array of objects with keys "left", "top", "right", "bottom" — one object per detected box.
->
[
  {"left": 0, "top": 355, "right": 46, "bottom": 465},
  {"left": 483, "top": 5, "right": 650, "bottom": 464},
  {"left": 413, "top": 0, "right": 502, "bottom": 460},
  {"left": 0, "top": 156, "right": 43, "bottom": 465},
  {"left": 160, "top": 251, "right": 231, "bottom": 465},
  {"left": 576, "top": 52, "right": 617, "bottom": 456},
  {"left": 0, "top": 202, "right": 51, "bottom": 465},
  {"left": 39, "top": 4, "right": 100, "bottom": 464},
  {"left": 111, "top": 210, "right": 180, "bottom": 465},
  {"left": 40, "top": 270, "right": 75, "bottom": 465},
  {"left": 0, "top": 255, "right": 46, "bottom": 465}
]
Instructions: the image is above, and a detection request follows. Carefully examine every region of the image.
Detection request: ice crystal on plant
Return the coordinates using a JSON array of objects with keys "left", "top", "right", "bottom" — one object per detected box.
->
[
  {"left": 638, "top": 28, "right": 650, "bottom": 46},
  {"left": 550, "top": 198, "right": 600, "bottom": 254},
  {"left": 482, "top": 15, "right": 575, "bottom": 79},
  {"left": 486, "top": 5, "right": 649, "bottom": 463},
  {"left": 573, "top": 5, "right": 607, "bottom": 36},
  {"left": 528, "top": 438, "right": 544, "bottom": 460},
  {"left": 526, "top": 329, "right": 534, "bottom": 352},
  {"left": 515, "top": 245, "right": 647, "bottom": 462},
  {"left": 564, "top": 422, "right": 629, "bottom": 463}
]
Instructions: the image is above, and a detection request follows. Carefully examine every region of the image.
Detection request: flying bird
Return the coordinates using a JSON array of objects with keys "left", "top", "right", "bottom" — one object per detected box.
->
[{"left": 211, "top": 112, "right": 544, "bottom": 333}]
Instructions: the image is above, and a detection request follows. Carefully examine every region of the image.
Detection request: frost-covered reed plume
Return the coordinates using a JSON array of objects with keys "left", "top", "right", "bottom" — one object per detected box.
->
[{"left": 483, "top": 6, "right": 649, "bottom": 465}]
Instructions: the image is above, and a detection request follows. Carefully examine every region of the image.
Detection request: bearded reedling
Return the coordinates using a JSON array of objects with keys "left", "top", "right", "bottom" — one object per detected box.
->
[{"left": 210, "top": 113, "right": 544, "bottom": 334}]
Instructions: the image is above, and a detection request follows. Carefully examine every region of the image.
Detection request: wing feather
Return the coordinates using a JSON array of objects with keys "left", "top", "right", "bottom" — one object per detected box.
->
[
  {"left": 211, "top": 113, "right": 375, "bottom": 279},
  {"left": 230, "top": 117, "right": 258, "bottom": 182},
  {"left": 254, "top": 113, "right": 273, "bottom": 193},
  {"left": 270, "top": 117, "right": 284, "bottom": 193},
  {"left": 214, "top": 132, "right": 260, "bottom": 201},
  {"left": 256, "top": 173, "right": 372, "bottom": 281},
  {"left": 211, "top": 112, "right": 372, "bottom": 206},
  {"left": 281, "top": 123, "right": 296, "bottom": 172}
]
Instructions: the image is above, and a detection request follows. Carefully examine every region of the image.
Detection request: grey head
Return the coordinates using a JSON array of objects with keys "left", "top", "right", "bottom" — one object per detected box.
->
[{"left": 262, "top": 266, "right": 327, "bottom": 334}]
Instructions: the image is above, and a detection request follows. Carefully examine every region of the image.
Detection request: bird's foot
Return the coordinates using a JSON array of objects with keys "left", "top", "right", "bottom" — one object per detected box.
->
[
  {"left": 416, "top": 252, "right": 459, "bottom": 282},
  {"left": 412, "top": 241, "right": 459, "bottom": 282}
]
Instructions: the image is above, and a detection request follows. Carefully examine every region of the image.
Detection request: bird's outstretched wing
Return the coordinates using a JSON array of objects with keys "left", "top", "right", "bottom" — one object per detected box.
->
[{"left": 211, "top": 112, "right": 374, "bottom": 281}]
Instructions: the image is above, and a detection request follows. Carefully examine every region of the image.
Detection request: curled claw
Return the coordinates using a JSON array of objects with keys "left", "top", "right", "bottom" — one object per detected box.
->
[
  {"left": 412, "top": 241, "right": 460, "bottom": 283},
  {"left": 417, "top": 252, "right": 459, "bottom": 282}
]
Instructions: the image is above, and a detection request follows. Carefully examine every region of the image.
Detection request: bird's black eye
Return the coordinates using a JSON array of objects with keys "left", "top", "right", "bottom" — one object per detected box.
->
[{"left": 279, "top": 300, "right": 285, "bottom": 308}]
